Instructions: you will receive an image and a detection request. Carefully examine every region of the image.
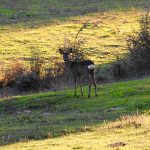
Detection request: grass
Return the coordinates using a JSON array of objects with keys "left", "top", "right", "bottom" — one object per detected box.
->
[
  {"left": 2, "top": 114, "right": 150, "bottom": 150},
  {"left": 0, "top": 10, "right": 141, "bottom": 69},
  {"left": 1, "top": 1, "right": 150, "bottom": 149},
  {"left": 0, "top": 8, "right": 16, "bottom": 16},
  {"left": 0, "top": 0, "right": 150, "bottom": 23},
  {"left": 0, "top": 0, "right": 149, "bottom": 69},
  {"left": 1, "top": 77, "right": 150, "bottom": 149}
]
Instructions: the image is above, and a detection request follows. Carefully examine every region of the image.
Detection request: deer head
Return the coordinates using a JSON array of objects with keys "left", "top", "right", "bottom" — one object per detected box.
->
[{"left": 59, "top": 48, "right": 73, "bottom": 62}]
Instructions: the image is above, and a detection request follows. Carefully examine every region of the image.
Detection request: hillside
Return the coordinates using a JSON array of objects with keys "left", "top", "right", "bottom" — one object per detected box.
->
[
  {"left": 2, "top": 115, "right": 150, "bottom": 150},
  {"left": 1, "top": 1, "right": 150, "bottom": 149},
  {"left": 0, "top": 0, "right": 149, "bottom": 68},
  {"left": 1, "top": 77, "right": 150, "bottom": 149},
  {"left": 0, "top": 0, "right": 150, "bottom": 24},
  {"left": 0, "top": 10, "right": 140, "bottom": 68}
]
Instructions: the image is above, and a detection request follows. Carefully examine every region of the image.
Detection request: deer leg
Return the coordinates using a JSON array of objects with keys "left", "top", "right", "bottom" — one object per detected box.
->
[
  {"left": 88, "top": 76, "right": 92, "bottom": 98},
  {"left": 74, "top": 76, "right": 77, "bottom": 96},
  {"left": 79, "top": 76, "right": 83, "bottom": 96},
  {"left": 91, "top": 74, "right": 97, "bottom": 97}
]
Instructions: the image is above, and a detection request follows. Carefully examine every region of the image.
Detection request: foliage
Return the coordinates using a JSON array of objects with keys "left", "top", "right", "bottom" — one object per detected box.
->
[
  {"left": 113, "top": 12, "right": 150, "bottom": 79},
  {"left": 59, "top": 23, "right": 90, "bottom": 61},
  {"left": 127, "top": 12, "right": 150, "bottom": 74},
  {"left": 0, "top": 60, "right": 26, "bottom": 87},
  {"left": 30, "top": 46, "right": 46, "bottom": 78}
]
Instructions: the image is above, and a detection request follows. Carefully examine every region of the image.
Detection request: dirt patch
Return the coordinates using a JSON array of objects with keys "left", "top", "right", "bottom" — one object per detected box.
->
[
  {"left": 108, "top": 142, "right": 126, "bottom": 148},
  {"left": 105, "top": 107, "right": 124, "bottom": 112}
]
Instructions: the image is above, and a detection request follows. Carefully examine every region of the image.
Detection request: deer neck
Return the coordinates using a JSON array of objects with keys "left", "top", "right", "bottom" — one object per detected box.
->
[{"left": 64, "top": 60, "right": 72, "bottom": 69}]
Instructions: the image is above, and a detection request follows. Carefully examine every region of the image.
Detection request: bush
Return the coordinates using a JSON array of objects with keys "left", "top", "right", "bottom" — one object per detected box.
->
[
  {"left": 1, "top": 60, "right": 26, "bottom": 87},
  {"left": 113, "top": 12, "right": 150, "bottom": 79},
  {"left": 30, "top": 46, "right": 45, "bottom": 79},
  {"left": 58, "top": 23, "right": 91, "bottom": 61},
  {"left": 95, "top": 64, "right": 113, "bottom": 82},
  {"left": 15, "top": 71, "right": 40, "bottom": 92},
  {"left": 43, "top": 59, "right": 69, "bottom": 90}
]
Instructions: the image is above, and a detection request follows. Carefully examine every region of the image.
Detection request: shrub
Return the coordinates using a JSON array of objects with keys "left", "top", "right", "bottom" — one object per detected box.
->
[
  {"left": 0, "top": 60, "right": 40, "bottom": 93},
  {"left": 43, "top": 58, "right": 69, "bottom": 90},
  {"left": 15, "top": 71, "right": 40, "bottom": 92},
  {"left": 29, "top": 46, "right": 46, "bottom": 79},
  {"left": 113, "top": 12, "right": 150, "bottom": 79},
  {"left": 2, "top": 60, "right": 26, "bottom": 87},
  {"left": 58, "top": 23, "right": 90, "bottom": 61},
  {"left": 127, "top": 12, "right": 150, "bottom": 74}
]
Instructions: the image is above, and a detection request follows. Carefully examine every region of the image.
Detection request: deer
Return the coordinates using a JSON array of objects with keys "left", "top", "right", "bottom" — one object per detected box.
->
[{"left": 59, "top": 48, "right": 97, "bottom": 98}]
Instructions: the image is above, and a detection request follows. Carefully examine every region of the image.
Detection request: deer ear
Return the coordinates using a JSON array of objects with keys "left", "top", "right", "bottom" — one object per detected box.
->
[
  {"left": 68, "top": 48, "right": 73, "bottom": 53},
  {"left": 59, "top": 49, "right": 63, "bottom": 54}
]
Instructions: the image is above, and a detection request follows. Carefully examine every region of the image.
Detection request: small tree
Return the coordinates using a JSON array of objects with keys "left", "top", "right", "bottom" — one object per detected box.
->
[
  {"left": 30, "top": 46, "right": 45, "bottom": 78},
  {"left": 59, "top": 23, "right": 91, "bottom": 61},
  {"left": 113, "top": 12, "right": 150, "bottom": 78},
  {"left": 127, "top": 12, "right": 150, "bottom": 74}
]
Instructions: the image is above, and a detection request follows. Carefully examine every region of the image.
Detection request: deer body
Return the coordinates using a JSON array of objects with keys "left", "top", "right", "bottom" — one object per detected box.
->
[{"left": 59, "top": 48, "right": 97, "bottom": 98}]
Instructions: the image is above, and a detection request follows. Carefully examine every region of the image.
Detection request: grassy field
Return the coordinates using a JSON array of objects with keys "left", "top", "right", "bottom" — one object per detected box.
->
[
  {"left": 1, "top": 77, "right": 150, "bottom": 149},
  {"left": 1, "top": 1, "right": 150, "bottom": 149},
  {"left": 0, "top": 0, "right": 150, "bottom": 24},
  {"left": 0, "top": 0, "right": 149, "bottom": 69},
  {"left": 0, "top": 10, "right": 141, "bottom": 68},
  {"left": 2, "top": 115, "right": 150, "bottom": 150}
]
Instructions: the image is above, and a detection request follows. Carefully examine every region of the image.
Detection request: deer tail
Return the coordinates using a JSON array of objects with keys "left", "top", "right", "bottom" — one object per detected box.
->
[{"left": 88, "top": 64, "right": 95, "bottom": 70}]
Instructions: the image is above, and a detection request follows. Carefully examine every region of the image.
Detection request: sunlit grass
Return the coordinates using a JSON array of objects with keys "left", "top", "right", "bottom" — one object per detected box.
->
[
  {"left": 0, "top": 8, "right": 16, "bottom": 16},
  {"left": 0, "top": 10, "right": 141, "bottom": 68},
  {"left": 0, "top": 1, "right": 150, "bottom": 149},
  {"left": 1, "top": 114, "right": 150, "bottom": 150}
]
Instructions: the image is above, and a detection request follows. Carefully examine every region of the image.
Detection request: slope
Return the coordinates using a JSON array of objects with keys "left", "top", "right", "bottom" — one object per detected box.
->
[{"left": 0, "top": 77, "right": 150, "bottom": 148}]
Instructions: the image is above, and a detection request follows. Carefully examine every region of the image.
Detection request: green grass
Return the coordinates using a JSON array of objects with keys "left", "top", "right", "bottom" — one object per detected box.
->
[
  {"left": 0, "top": 8, "right": 15, "bottom": 16},
  {"left": 1, "top": 2, "right": 150, "bottom": 149},
  {"left": 2, "top": 114, "right": 150, "bottom": 150},
  {"left": 1, "top": 77, "right": 150, "bottom": 149},
  {"left": 1, "top": 0, "right": 150, "bottom": 23}
]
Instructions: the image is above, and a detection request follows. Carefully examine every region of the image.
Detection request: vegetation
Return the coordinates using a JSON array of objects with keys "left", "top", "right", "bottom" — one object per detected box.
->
[
  {"left": 1, "top": 77, "right": 150, "bottom": 148},
  {"left": 0, "top": 10, "right": 140, "bottom": 67},
  {"left": 1, "top": 0, "right": 150, "bottom": 24},
  {"left": 113, "top": 12, "right": 150, "bottom": 79},
  {"left": 0, "top": 0, "right": 148, "bottom": 68},
  {"left": 1, "top": 0, "right": 150, "bottom": 149},
  {"left": 2, "top": 114, "right": 150, "bottom": 150},
  {"left": 0, "top": 1, "right": 145, "bottom": 94}
]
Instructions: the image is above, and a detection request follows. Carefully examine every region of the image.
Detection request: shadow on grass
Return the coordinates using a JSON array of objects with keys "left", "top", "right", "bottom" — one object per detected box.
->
[
  {"left": 0, "top": 91, "right": 123, "bottom": 145},
  {"left": 1, "top": 77, "right": 150, "bottom": 145},
  {"left": 0, "top": 0, "right": 149, "bottom": 25}
]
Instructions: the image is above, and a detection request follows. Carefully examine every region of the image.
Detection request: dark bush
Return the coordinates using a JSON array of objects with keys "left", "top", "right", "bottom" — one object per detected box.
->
[
  {"left": 15, "top": 72, "right": 40, "bottom": 92},
  {"left": 29, "top": 46, "right": 46, "bottom": 79},
  {"left": 42, "top": 60, "right": 70, "bottom": 90},
  {"left": 113, "top": 12, "right": 150, "bottom": 79}
]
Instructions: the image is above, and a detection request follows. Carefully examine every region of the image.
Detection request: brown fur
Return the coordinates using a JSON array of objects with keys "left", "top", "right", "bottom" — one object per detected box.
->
[{"left": 59, "top": 49, "right": 97, "bottom": 98}]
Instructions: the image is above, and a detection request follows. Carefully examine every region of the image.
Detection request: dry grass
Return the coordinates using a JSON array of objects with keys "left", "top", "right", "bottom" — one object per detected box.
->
[
  {"left": 1, "top": 114, "right": 150, "bottom": 150},
  {"left": 0, "top": 10, "right": 141, "bottom": 68},
  {"left": 1, "top": 77, "right": 150, "bottom": 149}
]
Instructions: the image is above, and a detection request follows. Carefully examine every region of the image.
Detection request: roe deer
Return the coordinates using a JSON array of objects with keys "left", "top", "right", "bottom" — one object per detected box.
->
[{"left": 59, "top": 48, "right": 97, "bottom": 98}]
